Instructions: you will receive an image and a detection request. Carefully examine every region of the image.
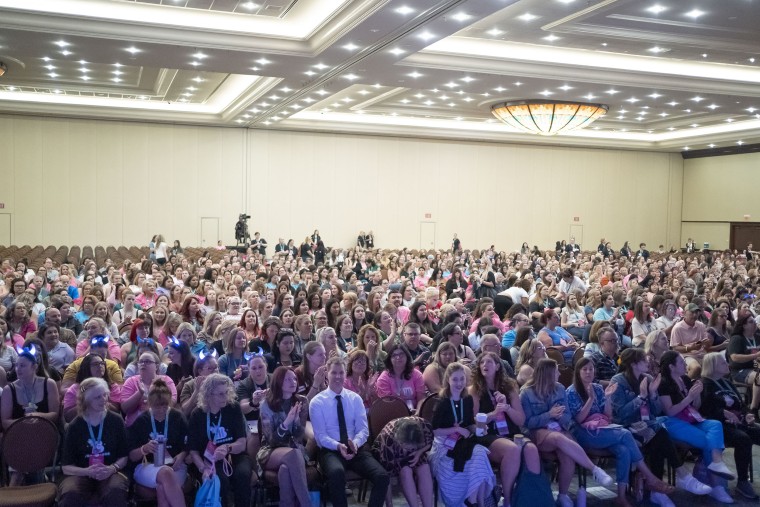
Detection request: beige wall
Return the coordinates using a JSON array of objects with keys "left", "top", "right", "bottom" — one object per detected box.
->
[
  {"left": 0, "top": 114, "right": 683, "bottom": 251},
  {"left": 682, "top": 152, "right": 760, "bottom": 250}
]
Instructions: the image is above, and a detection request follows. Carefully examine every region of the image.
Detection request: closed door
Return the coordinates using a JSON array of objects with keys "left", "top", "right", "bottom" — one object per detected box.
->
[
  {"left": 730, "top": 223, "right": 760, "bottom": 251},
  {"left": 200, "top": 217, "right": 219, "bottom": 247},
  {"left": 0, "top": 214, "right": 10, "bottom": 246},
  {"left": 420, "top": 222, "right": 436, "bottom": 250}
]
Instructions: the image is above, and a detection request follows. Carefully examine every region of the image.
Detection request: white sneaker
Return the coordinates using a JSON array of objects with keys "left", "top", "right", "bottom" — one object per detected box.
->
[
  {"left": 708, "top": 461, "right": 737, "bottom": 481},
  {"left": 592, "top": 466, "right": 613, "bottom": 487},
  {"left": 555, "top": 493, "right": 573, "bottom": 507},
  {"left": 709, "top": 485, "right": 735, "bottom": 504},
  {"left": 649, "top": 492, "right": 676, "bottom": 507},
  {"left": 676, "top": 473, "right": 712, "bottom": 495}
]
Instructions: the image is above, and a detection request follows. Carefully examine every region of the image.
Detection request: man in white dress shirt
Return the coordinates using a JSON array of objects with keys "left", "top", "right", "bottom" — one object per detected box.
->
[{"left": 309, "top": 356, "right": 389, "bottom": 507}]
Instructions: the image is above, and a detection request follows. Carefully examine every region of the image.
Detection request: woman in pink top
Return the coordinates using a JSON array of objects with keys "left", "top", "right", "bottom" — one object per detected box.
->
[
  {"left": 343, "top": 349, "right": 379, "bottom": 410},
  {"left": 375, "top": 344, "right": 425, "bottom": 412},
  {"left": 75, "top": 318, "right": 122, "bottom": 364},
  {"left": 6, "top": 300, "right": 36, "bottom": 340},
  {"left": 120, "top": 351, "right": 176, "bottom": 426},
  {"left": 469, "top": 300, "right": 506, "bottom": 335}
]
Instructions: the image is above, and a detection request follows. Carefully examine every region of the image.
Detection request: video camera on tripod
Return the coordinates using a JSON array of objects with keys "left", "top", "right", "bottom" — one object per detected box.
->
[{"left": 234, "top": 213, "right": 251, "bottom": 245}]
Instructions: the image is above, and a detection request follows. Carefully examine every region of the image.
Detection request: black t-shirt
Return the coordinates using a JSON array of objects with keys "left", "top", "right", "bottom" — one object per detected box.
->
[
  {"left": 476, "top": 389, "right": 519, "bottom": 437},
  {"left": 432, "top": 395, "right": 474, "bottom": 429},
  {"left": 62, "top": 411, "right": 129, "bottom": 468},
  {"left": 727, "top": 334, "right": 756, "bottom": 372},
  {"left": 657, "top": 376, "right": 691, "bottom": 406},
  {"left": 128, "top": 408, "right": 188, "bottom": 463},
  {"left": 235, "top": 376, "right": 270, "bottom": 421},
  {"left": 249, "top": 338, "right": 272, "bottom": 355},
  {"left": 187, "top": 403, "right": 247, "bottom": 453}
]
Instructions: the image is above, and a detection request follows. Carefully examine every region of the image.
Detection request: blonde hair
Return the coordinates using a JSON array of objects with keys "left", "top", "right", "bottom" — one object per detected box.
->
[
  {"left": 197, "top": 373, "right": 235, "bottom": 412},
  {"left": 522, "top": 358, "right": 558, "bottom": 399},
  {"left": 77, "top": 377, "right": 109, "bottom": 415}
]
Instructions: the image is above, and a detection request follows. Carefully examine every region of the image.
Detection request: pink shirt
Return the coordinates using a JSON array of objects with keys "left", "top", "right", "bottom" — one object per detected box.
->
[
  {"left": 670, "top": 320, "right": 708, "bottom": 361},
  {"left": 119, "top": 374, "right": 177, "bottom": 426},
  {"left": 64, "top": 382, "right": 121, "bottom": 412},
  {"left": 375, "top": 369, "right": 424, "bottom": 409}
]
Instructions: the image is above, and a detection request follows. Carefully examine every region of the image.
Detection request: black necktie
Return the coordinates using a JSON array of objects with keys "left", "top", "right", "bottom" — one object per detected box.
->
[{"left": 336, "top": 395, "right": 348, "bottom": 445}]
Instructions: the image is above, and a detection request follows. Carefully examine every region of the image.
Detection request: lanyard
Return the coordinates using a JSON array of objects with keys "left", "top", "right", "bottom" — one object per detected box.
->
[
  {"left": 150, "top": 408, "right": 169, "bottom": 440},
  {"left": 450, "top": 398, "right": 464, "bottom": 425},
  {"left": 87, "top": 415, "right": 105, "bottom": 448},
  {"left": 206, "top": 412, "right": 222, "bottom": 443}
]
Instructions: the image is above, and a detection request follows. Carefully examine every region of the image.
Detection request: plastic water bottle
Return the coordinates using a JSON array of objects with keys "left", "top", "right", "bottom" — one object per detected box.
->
[{"left": 154, "top": 435, "right": 166, "bottom": 466}]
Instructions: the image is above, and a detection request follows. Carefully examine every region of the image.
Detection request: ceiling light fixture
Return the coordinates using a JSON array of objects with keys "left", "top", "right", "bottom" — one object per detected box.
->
[
  {"left": 685, "top": 9, "right": 705, "bottom": 18},
  {"left": 408, "top": 71, "right": 423, "bottom": 78},
  {"left": 737, "top": 140, "right": 745, "bottom": 145},
  {"left": 125, "top": 46, "right": 141, "bottom": 54},
  {"left": 255, "top": 58, "right": 271, "bottom": 65},
  {"left": 60, "top": 50, "right": 72, "bottom": 56},
  {"left": 544, "top": 35, "right": 560, "bottom": 42},
  {"left": 343, "top": 43, "right": 359, "bottom": 51},
  {"left": 486, "top": 28, "right": 504, "bottom": 36},
  {"left": 417, "top": 31, "right": 436, "bottom": 41},
  {"left": 491, "top": 100, "right": 608, "bottom": 135},
  {"left": 451, "top": 12, "right": 472, "bottom": 22},
  {"left": 192, "top": 52, "right": 207, "bottom": 59},
  {"left": 54, "top": 40, "right": 70, "bottom": 47},
  {"left": 241, "top": 2, "right": 259, "bottom": 9},
  {"left": 647, "top": 5, "right": 667, "bottom": 14},
  {"left": 518, "top": 13, "right": 538, "bottom": 21},
  {"left": 388, "top": 48, "right": 405, "bottom": 56},
  {"left": 395, "top": 6, "right": 415, "bottom": 15}
]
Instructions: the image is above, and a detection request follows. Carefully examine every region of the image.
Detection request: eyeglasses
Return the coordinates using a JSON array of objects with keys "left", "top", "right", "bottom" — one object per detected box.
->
[
  {"left": 138, "top": 360, "right": 157, "bottom": 365},
  {"left": 90, "top": 361, "right": 105, "bottom": 367}
]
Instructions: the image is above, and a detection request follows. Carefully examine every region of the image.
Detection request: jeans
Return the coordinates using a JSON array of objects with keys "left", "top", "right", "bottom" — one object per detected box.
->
[
  {"left": 573, "top": 427, "right": 643, "bottom": 483},
  {"left": 662, "top": 417, "right": 724, "bottom": 464},
  {"left": 320, "top": 448, "right": 389, "bottom": 507}
]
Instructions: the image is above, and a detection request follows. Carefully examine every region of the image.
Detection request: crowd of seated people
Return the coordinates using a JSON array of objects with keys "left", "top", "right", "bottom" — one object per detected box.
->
[{"left": 1, "top": 236, "right": 760, "bottom": 506}]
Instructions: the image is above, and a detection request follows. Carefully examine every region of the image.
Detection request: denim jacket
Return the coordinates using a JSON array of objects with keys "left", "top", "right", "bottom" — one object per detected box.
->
[
  {"left": 609, "top": 372, "right": 663, "bottom": 426},
  {"left": 520, "top": 383, "right": 575, "bottom": 433}
]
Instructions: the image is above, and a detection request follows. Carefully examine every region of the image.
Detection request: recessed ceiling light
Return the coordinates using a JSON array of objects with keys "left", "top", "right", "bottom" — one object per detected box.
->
[
  {"left": 372, "top": 84, "right": 382, "bottom": 89},
  {"left": 625, "top": 97, "right": 640, "bottom": 103},
  {"left": 618, "top": 109, "right": 628, "bottom": 113},
  {"left": 358, "top": 90, "right": 370, "bottom": 96},
  {"left": 708, "top": 144, "right": 716, "bottom": 148},
  {"left": 280, "top": 87, "right": 292, "bottom": 92},
  {"left": 53, "top": 89, "right": 62, "bottom": 94},
  {"left": 112, "top": 77, "right": 122, "bottom": 83},
  {"left": 424, "top": 100, "right": 434, "bottom": 106},
  {"left": 80, "top": 75, "right": 90, "bottom": 81},
  {"left": 439, "top": 95, "right": 449, "bottom": 100},
  {"left": 667, "top": 127, "right": 676, "bottom": 131},
  {"left": 486, "top": 28, "right": 504, "bottom": 36},
  {"left": 54, "top": 40, "right": 70, "bottom": 47},
  {"left": 647, "top": 4, "right": 667, "bottom": 14},
  {"left": 636, "top": 116, "right": 645, "bottom": 121},
  {"left": 192, "top": 52, "right": 207, "bottom": 59},
  {"left": 255, "top": 58, "right": 271, "bottom": 65},
  {"left": 241, "top": 2, "right": 259, "bottom": 9},
  {"left": 707, "top": 104, "right": 719, "bottom": 110},
  {"left": 315, "top": 90, "right": 329, "bottom": 96},
  {"left": 444, "top": 82, "right": 459, "bottom": 88},
  {"left": 737, "top": 140, "right": 745, "bottom": 145},
  {"left": 388, "top": 48, "right": 405, "bottom": 56},
  {"left": 601, "top": 43, "right": 608, "bottom": 47},
  {"left": 343, "top": 43, "right": 359, "bottom": 51},
  {"left": 190, "top": 61, "right": 201, "bottom": 67},
  {"left": 514, "top": 81, "right": 523, "bottom": 86},
  {"left": 448, "top": 102, "right": 456, "bottom": 107},
  {"left": 113, "top": 63, "right": 122, "bottom": 68},
  {"left": 304, "top": 70, "right": 316, "bottom": 76},
  {"left": 557, "top": 0, "right": 576, "bottom": 3},
  {"left": 682, "top": 146, "right": 690, "bottom": 151},
  {"left": 260, "top": 102, "right": 270, "bottom": 107},
  {"left": 400, "top": 99, "right": 411, "bottom": 104},
  {"left": 451, "top": 12, "right": 472, "bottom": 22},
  {"left": 461, "top": 76, "right": 475, "bottom": 83},
  {"left": 606, "top": 88, "right": 619, "bottom": 95},
  {"left": 192, "top": 76, "right": 204, "bottom": 82},
  {"left": 408, "top": 71, "right": 423, "bottom": 78},
  {"left": 186, "top": 86, "right": 197, "bottom": 91},
  {"left": 558, "top": 85, "right": 573, "bottom": 91},
  {"left": 182, "top": 92, "right": 193, "bottom": 97},
  {"left": 395, "top": 6, "right": 415, "bottom": 15},
  {"left": 539, "top": 89, "right": 553, "bottom": 96},
  {"left": 44, "top": 64, "right": 56, "bottom": 70},
  {"left": 648, "top": 92, "right": 662, "bottom": 98},
  {"left": 648, "top": 46, "right": 668, "bottom": 53},
  {"left": 685, "top": 9, "right": 705, "bottom": 18},
  {"left": 48, "top": 72, "right": 58, "bottom": 78},
  {"left": 584, "top": 94, "right": 596, "bottom": 100},
  {"left": 690, "top": 123, "right": 699, "bottom": 127},
  {"left": 269, "top": 95, "right": 280, "bottom": 101},
  {"left": 79, "top": 67, "right": 89, "bottom": 73},
  {"left": 60, "top": 50, "right": 72, "bottom": 56},
  {"left": 494, "top": 86, "right": 506, "bottom": 92},
  {"left": 41, "top": 57, "right": 51, "bottom": 62},
  {"left": 518, "top": 13, "right": 538, "bottom": 21},
  {"left": 691, "top": 96, "right": 704, "bottom": 102},
  {"left": 750, "top": 58, "right": 756, "bottom": 63},
  {"left": 343, "top": 73, "right": 359, "bottom": 80},
  {"left": 125, "top": 46, "right": 141, "bottom": 54},
  {"left": 417, "top": 31, "right": 436, "bottom": 41},
  {"left": 263, "top": 121, "right": 271, "bottom": 126},
  {"left": 667, "top": 101, "right": 679, "bottom": 106},
  {"left": 616, "top": 115, "right": 627, "bottom": 120},
  {"left": 303, "top": 97, "right": 316, "bottom": 103},
  {"left": 341, "top": 98, "right": 353, "bottom": 103},
  {"left": 747, "top": 107, "right": 758, "bottom": 113},
  {"left": 463, "top": 97, "right": 474, "bottom": 102},
  {"left": 313, "top": 63, "right": 329, "bottom": 70},
  {"left": 726, "top": 118, "right": 734, "bottom": 122},
  {"left": 414, "top": 93, "right": 425, "bottom": 99},
  {"left": 544, "top": 35, "right": 560, "bottom": 42},
  {"left": 250, "top": 67, "right": 260, "bottom": 71}
]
